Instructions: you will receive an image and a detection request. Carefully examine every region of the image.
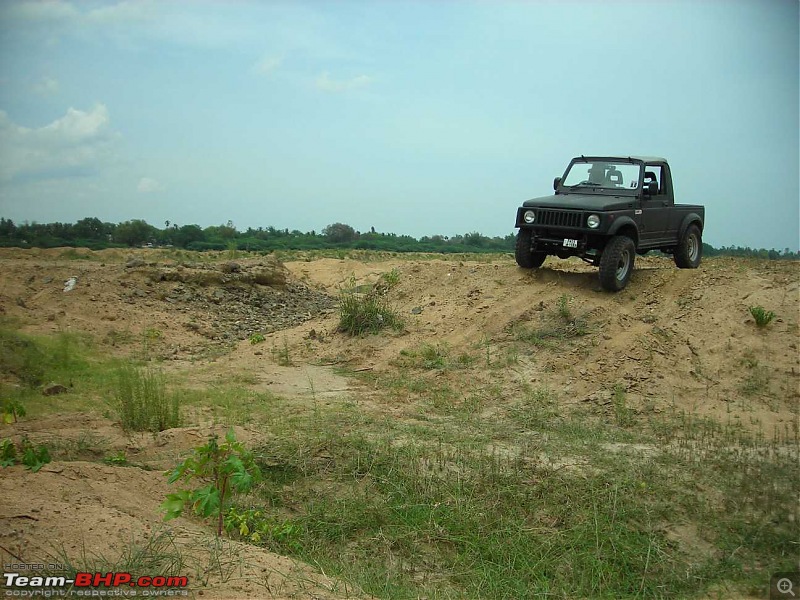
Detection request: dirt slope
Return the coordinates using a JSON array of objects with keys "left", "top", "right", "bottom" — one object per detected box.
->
[{"left": 277, "top": 254, "right": 798, "bottom": 430}]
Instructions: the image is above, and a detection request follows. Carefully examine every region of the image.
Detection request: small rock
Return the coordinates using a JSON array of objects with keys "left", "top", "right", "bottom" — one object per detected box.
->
[
  {"left": 411, "top": 306, "right": 423, "bottom": 315},
  {"left": 125, "top": 258, "right": 145, "bottom": 268},
  {"left": 43, "top": 383, "right": 68, "bottom": 396}
]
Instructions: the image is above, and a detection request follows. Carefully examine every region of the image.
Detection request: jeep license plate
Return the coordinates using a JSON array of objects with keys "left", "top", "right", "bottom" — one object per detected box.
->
[{"left": 562, "top": 239, "right": 578, "bottom": 248}]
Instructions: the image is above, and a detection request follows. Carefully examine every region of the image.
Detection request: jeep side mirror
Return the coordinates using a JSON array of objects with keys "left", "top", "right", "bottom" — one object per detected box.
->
[{"left": 553, "top": 177, "right": 561, "bottom": 191}]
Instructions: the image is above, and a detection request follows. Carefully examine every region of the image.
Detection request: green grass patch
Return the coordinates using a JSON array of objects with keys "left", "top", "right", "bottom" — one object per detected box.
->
[
  {"left": 0, "top": 322, "right": 119, "bottom": 419},
  {"left": 393, "top": 342, "right": 470, "bottom": 370},
  {"left": 0, "top": 325, "right": 91, "bottom": 388},
  {"left": 202, "top": 392, "right": 800, "bottom": 599},
  {"left": 510, "top": 295, "right": 591, "bottom": 348}
]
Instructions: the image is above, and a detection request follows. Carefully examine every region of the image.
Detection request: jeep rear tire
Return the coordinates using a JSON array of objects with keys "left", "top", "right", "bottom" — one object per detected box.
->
[
  {"left": 515, "top": 229, "right": 547, "bottom": 269},
  {"left": 599, "top": 235, "right": 635, "bottom": 291},
  {"left": 674, "top": 224, "right": 702, "bottom": 269}
]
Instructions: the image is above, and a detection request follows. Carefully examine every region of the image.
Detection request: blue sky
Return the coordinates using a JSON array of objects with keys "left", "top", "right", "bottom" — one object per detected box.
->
[{"left": 0, "top": 0, "right": 797, "bottom": 250}]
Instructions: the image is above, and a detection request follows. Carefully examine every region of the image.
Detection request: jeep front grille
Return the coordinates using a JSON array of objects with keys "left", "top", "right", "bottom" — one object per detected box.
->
[{"left": 536, "top": 209, "right": 584, "bottom": 228}]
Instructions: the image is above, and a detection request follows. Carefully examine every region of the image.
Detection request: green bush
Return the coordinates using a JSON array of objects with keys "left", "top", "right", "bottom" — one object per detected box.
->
[
  {"left": 337, "top": 277, "right": 403, "bottom": 336},
  {"left": 114, "top": 364, "right": 180, "bottom": 432},
  {"left": 749, "top": 305, "right": 775, "bottom": 327},
  {"left": 249, "top": 333, "right": 266, "bottom": 345}
]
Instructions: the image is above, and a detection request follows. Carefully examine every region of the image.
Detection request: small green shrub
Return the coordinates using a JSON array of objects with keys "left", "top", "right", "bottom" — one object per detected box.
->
[
  {"left": 1, "top": 439, "right": 16, "bottom": 466},
  {"left": 115, "top": 364, "right": 180, "bottom": 432},
  {"left": 338, "top": 276, "right": 404, "bottom": 336},
  {"left": 380, "top": 268, "right": 401, "bottom": 287},
  {"left": 103, "top": 450, "right": 129, "bottom": 466},
  {"left": 612, "top": 384, "right": 635, "bottom": 427},
  {"left": 396, "top": 343, "right": 458, "bottom": 370},
  {"left": 557, "top": 294, "right": 573, "bottom": 322},
  {"left": 162, "top": 430, "right": 261, "bottom": 536},
  {"left": 224, "top": 507, "right": 302, "bottom": 550},
  {"left": 0, "top": 437, "right": 51, "bottom": 472},
  {"left": 249, "top": 333, "right": 266, "bottom": 345},
  {"left": 749, "top": 306, "right": 775, "bottom": 327},
  {"left": 272, "top": 338, "right": 292, "bottom": 366},
  {"left": 226, "top": 240, "right": 239, "bottom": 260}
]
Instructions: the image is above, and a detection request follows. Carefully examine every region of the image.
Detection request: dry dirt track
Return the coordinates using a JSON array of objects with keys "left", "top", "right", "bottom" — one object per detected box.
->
[{"left": 0, "top": 247, "right": 797, "bottom": 598}]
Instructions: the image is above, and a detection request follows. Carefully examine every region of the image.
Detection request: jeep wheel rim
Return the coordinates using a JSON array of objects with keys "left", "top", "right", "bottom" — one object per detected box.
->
[
  {"left": 616, "top": 249, "right": 631, "bottom": 281},
  {"left": 688, "top": 234, "right": 698, "bottom": 262}
]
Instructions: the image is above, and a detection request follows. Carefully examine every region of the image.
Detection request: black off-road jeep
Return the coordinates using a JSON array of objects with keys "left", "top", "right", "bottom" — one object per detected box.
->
[{"left": 514, "top": 156, "right": 705, "bottom": 291}]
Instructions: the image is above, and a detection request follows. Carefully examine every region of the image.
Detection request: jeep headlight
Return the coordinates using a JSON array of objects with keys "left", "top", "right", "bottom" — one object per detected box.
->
[
  {"left": 523, "top": 210, "right": 536, "bottom": 224},
  {"left": 587, "top": 214, "right": 600, "bottom": 229}
]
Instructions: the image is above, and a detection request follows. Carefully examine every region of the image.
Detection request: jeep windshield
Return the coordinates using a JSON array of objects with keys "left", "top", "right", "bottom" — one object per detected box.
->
[{"left": 562, "top": 161, "right": 641, "bottom": 192}]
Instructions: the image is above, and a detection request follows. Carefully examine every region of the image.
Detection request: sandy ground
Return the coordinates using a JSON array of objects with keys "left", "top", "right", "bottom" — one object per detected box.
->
[{"left": 0, "top": 247, "right": 798, "bottom": 598}]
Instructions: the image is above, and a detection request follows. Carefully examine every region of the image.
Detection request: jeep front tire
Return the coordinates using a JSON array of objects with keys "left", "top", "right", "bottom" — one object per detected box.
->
[
  {"left": 599, "top": 235, "right": 635, "bottom": 291},
  {"left": 515, "top": 229, "right": 547, "bottom": 269}
]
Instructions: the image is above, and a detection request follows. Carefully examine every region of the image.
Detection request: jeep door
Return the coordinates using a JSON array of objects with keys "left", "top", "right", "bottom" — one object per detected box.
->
[{"left": 639, "top": 164, "right": 671, "bottom": 246}]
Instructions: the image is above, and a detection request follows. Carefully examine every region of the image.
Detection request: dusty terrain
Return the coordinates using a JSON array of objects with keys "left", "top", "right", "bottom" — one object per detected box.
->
[{"left": 0, "top": 247, "right": 797, "bottom": 598}]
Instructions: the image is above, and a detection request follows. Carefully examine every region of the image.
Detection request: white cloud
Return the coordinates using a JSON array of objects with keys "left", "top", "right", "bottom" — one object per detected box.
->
[
  {"left": 315, "top": 72, "right": 372, "bottom": 93},
  {"left": 33, "top": 77, "right": 59, "bottom": 95},
  {"left": 253, "top": 55, "right": 282, "bottom": 75},
  {"left": 0, "top": 104, "right": 116, "bottom": 183},
  {"left": 137, "top": 177, "right": 164, "bottom": 193}
]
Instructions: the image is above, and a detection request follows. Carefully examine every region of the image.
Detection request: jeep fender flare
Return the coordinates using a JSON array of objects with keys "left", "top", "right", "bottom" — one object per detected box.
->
[
  {"left": 607, "top": 217, "right": 639, "bottom": 247},
  {"left": 678, "top": 213, "right": 704, "bottom": 239}
]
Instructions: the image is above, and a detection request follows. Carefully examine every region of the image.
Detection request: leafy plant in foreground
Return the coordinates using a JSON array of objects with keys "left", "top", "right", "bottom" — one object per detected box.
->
[{"left": 161, "top": 431, "right": 261, "bottom": 537}]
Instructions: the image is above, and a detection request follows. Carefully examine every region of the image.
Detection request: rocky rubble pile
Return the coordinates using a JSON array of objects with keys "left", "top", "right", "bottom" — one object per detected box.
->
[{"left": 121, "top": 257, "right": 337, "bottom": 343}]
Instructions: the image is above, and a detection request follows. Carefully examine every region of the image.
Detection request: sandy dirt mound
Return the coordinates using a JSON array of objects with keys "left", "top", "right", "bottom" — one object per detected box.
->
[
  {"left": 0, "top": 248, "right": 336, "bottom": 361},
  {"left": 277, "top": 255, "right": 798, "bottom": 430}
]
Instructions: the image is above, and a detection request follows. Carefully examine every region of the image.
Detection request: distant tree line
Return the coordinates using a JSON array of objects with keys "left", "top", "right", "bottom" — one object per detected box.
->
[
  {"left": 0, "top": 217, "right": 797, "bottom": 260},
  {"left": 0, "top": 217, "right": 516, "bottom": 254}
]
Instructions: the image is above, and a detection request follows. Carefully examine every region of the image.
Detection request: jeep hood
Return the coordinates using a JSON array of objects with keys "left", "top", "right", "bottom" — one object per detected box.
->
[{"left": 522, "top": 194, "right": 635, "bottom": 212}]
